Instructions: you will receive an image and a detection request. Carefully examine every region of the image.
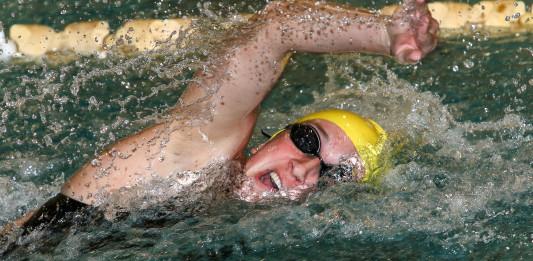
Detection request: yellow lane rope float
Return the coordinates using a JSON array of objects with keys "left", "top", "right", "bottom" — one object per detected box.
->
[{"left": 0, "top": 1, "right": 532, "bottom": 62}]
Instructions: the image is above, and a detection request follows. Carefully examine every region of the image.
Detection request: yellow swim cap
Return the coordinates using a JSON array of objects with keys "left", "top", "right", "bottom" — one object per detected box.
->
[{"left": 295, "top": 109, "right": 387, "bottom": 181}]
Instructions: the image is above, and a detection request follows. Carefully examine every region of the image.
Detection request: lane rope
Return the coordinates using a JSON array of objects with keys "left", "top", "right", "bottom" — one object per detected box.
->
[{"left": 1, "top": 0, "right": 531, "bottom": 62}]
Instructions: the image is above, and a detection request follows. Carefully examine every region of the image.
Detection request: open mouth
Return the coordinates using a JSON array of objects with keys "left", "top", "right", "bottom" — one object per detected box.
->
[{"left": 259, "top": 171, "right": 282, "bottom": 191}]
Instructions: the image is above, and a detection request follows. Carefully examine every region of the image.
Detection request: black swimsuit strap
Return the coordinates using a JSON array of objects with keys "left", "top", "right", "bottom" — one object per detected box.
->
[{"left": 22, "top": 193, "right": 88, "bottom": 233}]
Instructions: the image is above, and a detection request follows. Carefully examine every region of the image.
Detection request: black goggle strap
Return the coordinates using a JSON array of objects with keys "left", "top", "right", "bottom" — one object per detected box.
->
[{"left": 319, "top": 161, "right": 333, "bottom": 177}]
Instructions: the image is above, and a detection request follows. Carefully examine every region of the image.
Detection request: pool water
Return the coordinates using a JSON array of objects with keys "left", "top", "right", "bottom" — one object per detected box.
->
[{"left": 1, "top": 0, "right": 532, "bottom": 259}]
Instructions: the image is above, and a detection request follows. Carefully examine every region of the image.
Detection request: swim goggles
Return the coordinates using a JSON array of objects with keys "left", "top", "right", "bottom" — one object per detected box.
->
[
  {"left": 286, "top": 123, "right": 333, "bottom": 176},
  {"left": 261, "top": 123, "right": 355, "bottom": 179}
]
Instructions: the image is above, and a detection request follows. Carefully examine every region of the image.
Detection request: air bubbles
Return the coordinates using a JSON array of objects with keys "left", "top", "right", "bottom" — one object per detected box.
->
[
  {"left": 23, "top": 165, "right": 38, "bottom": 177},
  {"left": 91, "top": 159, "right": 101, "bottom": 167},
  {"left": 120, "top": 80, "right": 131, "bottom": 89},
  {"left": 43, "top": 134, "right": 53, "bottom": 147},
  {"left": 70, "top": 84, "right": 79, "bottom": 96},
  {"left": 88, "top": 96, "right": 100, "bottom": 110},
  {"left": 452, "top": 65, "right": 459, "bottom": 72},
  {"left": 517, "top": 85, "right": 527, "bottom": 94},
  {"left": 463, "top": 59, "right": 475, "bottom": 69},
  {"left": 1, "top": 110, "right": 9, "bottom": 122},
  {"left": 433, "top": 173, "right": 449, "bottom": 189}
]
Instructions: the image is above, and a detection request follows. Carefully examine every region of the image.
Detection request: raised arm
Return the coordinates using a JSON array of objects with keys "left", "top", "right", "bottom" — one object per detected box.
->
[{"left": 184, "top": 0, "right": 438, "bottom": 136}]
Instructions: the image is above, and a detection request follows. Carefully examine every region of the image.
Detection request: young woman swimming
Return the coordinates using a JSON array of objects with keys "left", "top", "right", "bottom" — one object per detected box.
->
[{"left": 3, "top": 0, "right": 438, "bottom": 235}]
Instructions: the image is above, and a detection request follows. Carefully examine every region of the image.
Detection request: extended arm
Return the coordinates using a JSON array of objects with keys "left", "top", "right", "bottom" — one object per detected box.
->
[
  {"left": 182, "top": 0, "right": 437, "bottom": 136},
  {"left": 180, "top": 1, "right": 392, "bottom": 133}
]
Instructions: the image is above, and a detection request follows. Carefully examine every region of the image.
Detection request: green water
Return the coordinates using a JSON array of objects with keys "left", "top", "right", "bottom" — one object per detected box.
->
[{"left": 1, "top": 0, "right": 532, "bottom": 259}]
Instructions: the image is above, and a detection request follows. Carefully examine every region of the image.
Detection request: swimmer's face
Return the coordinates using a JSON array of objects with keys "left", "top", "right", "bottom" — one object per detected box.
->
[{"left": 237, "top": 119, "right": 357, "bottom": 201}]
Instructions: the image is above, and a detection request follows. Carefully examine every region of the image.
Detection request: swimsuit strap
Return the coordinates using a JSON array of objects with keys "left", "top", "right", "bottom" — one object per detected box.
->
[{"left": 22, "top": 193, "right": 89, "bottom": 234}]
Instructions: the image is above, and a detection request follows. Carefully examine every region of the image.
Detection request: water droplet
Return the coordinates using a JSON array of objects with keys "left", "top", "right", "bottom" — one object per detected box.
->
[
  {"left": 517, "top": 85, "right": 526, "bottom": 94},
  {"left": 44, "top": 135, "right": 53, "bottom": 147},
  {"left": 91, "top": 159, "right": 101, "bottom": 167},
  {"left": 88, "top": 96, "right": 99, "bottom": 110},
  {"left": 452, "top": 65, "right": 459, "bottom": 72},
  {"left": 70, "top": 84, "right": 79, "bottom": 96},
  {"left": 1, "top": 111, "right": 8, "bottom": 122},
  {"left": 463, "top": 59, "right": 474, "bottom": 69}
]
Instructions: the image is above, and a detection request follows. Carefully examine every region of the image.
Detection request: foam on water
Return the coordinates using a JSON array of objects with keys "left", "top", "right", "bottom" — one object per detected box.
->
[
  {"left": 3, "top": 51, "right": 531, "bottom": 260},
  {"left": 0, "top": 176, "right": 60, "bottom": 224},
  {"left": 0, "top": 25, "right": 16, "bottom": 62}
]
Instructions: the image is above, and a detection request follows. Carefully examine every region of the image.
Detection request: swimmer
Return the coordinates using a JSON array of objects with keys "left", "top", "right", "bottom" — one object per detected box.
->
[{"left": 2, "top": 0, "right": 438, "bottom": 235}]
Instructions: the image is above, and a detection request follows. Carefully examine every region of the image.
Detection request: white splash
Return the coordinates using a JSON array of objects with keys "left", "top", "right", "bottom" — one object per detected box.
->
[{"left": 0, "top": 23, "right": 16, "bottom": 62}]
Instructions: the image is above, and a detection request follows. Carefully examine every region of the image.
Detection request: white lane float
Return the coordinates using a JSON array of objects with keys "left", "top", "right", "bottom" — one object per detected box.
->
[{"left": 1, "top": 0, "right": 532, "bottom": 63}]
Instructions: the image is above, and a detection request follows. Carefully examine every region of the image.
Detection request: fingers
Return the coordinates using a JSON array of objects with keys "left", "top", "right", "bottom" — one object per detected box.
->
[
  {"left": 418, "top": 15, "right": 430, "bottom": 34},
  {"left": 418, "top": 16, "right": 439, "bottom": 54},
  {"left": 426, "top": 18, "right": 439, "bottom": 53},
  {"left": 390, "top": 0, "right": 438, "bottom": 63},
  {"left": 429, "top": 16, "right": 439, "bottom": 36},
  {"left": 392, "top": 34, "right": 421, "bottom": 64},
  {"left": 414, "top": 0, "right": 430, "bottom": 19},
  {"left": 398, "top": 48, "right": 422, "bottom": 64},
  {"left": 407, "top": 49, "right": 422, "bottom": 62}
]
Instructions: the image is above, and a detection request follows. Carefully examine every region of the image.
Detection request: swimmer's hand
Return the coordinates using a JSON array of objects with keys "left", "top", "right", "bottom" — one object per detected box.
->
[{"left": 388, "top": 0, "right": 439, "bottom": 64}]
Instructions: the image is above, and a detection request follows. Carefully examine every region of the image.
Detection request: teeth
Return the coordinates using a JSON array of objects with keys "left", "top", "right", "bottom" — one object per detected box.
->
[{"left": 269, "top": 172, "right": 282, "bottom": 190}]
